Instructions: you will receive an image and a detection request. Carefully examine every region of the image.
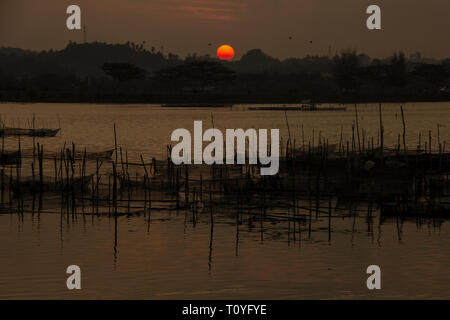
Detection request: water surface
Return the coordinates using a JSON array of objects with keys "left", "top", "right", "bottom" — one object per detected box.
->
[{"left": 0, "top": 102, "right": 449, "bottom": 299}]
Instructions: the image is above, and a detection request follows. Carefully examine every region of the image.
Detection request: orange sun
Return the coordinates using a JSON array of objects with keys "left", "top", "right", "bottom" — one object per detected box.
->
[{"left": 217, "top": 44, "right": 235, "bottom": 61}]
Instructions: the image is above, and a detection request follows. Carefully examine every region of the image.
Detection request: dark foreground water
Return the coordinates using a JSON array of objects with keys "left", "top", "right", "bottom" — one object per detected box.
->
[{"left": 0, "top": 102, "right": 449, "bottom": 299}]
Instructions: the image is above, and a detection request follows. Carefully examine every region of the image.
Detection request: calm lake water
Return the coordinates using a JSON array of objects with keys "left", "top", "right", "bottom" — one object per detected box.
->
[{"left": 0, "top": 102, "right": 449, "bottom": 299}]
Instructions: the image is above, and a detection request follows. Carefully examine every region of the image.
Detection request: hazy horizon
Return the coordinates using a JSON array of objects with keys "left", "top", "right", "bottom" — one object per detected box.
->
[{"left": 1, "top": 0, "right": 450, "bottom": 59}]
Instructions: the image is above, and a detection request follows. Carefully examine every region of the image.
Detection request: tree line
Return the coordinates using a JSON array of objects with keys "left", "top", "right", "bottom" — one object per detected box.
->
[{"left": 0, "top": 42, "right": 449, "bottom": 103}]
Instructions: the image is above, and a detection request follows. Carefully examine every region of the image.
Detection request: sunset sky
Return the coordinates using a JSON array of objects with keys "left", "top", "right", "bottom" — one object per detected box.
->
[{"left": 1, "top": 0, "right": 449, "bottom": 59}]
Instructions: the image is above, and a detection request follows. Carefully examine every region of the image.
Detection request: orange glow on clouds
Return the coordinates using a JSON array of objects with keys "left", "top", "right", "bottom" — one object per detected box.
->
[{"left": 217, "top": 44, "right": 235, "bottom": 61}]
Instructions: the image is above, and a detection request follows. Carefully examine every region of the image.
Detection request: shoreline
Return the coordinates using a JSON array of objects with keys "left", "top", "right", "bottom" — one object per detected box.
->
[{"left": 1, "top": 96, "right": 450, "bottom": 105}]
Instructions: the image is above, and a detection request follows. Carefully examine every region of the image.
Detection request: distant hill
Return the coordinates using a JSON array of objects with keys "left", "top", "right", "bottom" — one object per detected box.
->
[
  {"left": 0, "top": 47, "right": 32, "bottom": 56},
  {"left": 0, "top": 42, "right": 181, "bottom": 78}
]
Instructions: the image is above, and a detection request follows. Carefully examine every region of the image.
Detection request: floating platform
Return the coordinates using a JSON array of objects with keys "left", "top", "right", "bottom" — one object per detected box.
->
[
  {"left": 248, "top": 105, "right": 347, "bottom": 111},
  {"left": 0, "top": 127, "right": 60, "bottom": 137},
  {"left": 162, "top": 103, "right": 233, "bottom": 108}
]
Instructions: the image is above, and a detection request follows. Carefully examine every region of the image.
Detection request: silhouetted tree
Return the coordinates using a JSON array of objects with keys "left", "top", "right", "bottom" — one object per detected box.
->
[
  {"left": 154, "top": 60, "right": 235, "bottom": 92},
  {"left": 101, "top": 63, "right": 146, "bottom": 82},
  {"left": 387, "top": 52, "right": 407, "bottom": 87},
  {"left": 334, "top": 49, "right": 362, "bottom": 92},
  {"left": 238, "top": 49, "right": 280, "bottom": 73},
  {"left": 413, "top": 63, "right": 447, "bottom": 87}
]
